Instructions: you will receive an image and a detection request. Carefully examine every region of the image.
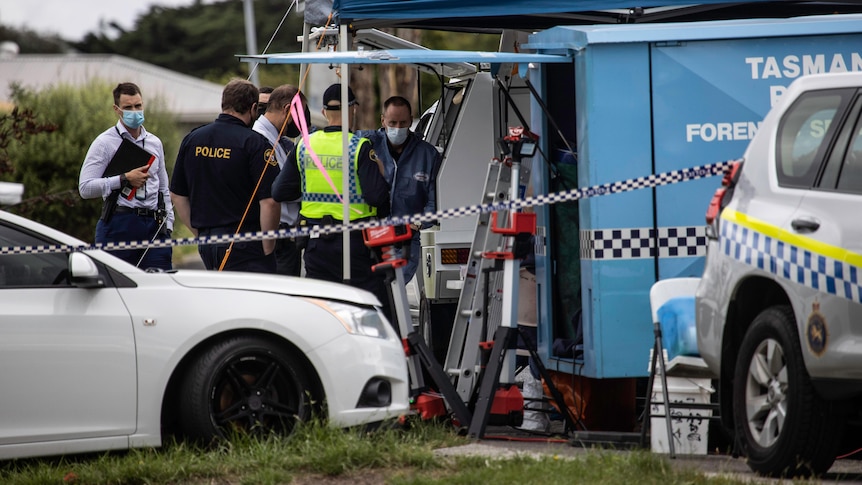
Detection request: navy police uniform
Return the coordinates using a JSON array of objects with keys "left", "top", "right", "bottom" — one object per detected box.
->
[
  {"left": 272, "top": 126, "right": 390, "bottom": 306},
  {"left": 171, "top": 114, "right": 280, "bottom": 273}
]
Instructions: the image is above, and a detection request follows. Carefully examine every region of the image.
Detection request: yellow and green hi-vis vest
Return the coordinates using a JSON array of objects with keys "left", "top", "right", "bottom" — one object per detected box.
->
[{"left": 297, "top": 130, "right": 376, "bottom": 221}]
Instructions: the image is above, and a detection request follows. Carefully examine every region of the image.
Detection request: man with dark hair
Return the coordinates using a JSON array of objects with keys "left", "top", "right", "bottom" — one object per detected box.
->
[
  {"left": 171, "top": 78, "right": 280, "bottom": 273},
  {"left": 253, "top": 84, "right": 310, "bottom": 276},
  {"left": 357, "top": 95, "right": 440, "bottom": 283},
  {"left": 257, "top": 85, "right": 274, "bottom": 119},
  {"left": 79, "top": 82, "right": 174, "bottom": 270},
  {"left": 271, "top": 83, "right": 390, "bottom": 310}
]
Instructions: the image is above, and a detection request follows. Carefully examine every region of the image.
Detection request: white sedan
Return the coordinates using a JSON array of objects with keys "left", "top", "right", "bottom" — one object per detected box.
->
[{"left": 0, "top": 210, "right": 409, "bottom": 460}]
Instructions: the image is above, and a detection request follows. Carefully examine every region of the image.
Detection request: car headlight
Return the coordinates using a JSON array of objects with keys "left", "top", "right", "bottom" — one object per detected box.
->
[{"left": 307, "top": 299, "right": 390, "bottom": 339}]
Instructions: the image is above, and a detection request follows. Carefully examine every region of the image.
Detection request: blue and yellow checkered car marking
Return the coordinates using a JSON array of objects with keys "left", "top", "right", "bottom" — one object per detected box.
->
[{"left": 720, "top": 209, "right": 862, "bottom": 303}]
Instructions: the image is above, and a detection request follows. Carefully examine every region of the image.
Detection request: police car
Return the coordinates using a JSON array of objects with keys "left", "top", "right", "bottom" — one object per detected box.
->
[
  {"left": 697, "top": 71, "right": 862, "bottom": 477},
  {"left": 0, "top": 210, "right": 408, "bottom": 460}
]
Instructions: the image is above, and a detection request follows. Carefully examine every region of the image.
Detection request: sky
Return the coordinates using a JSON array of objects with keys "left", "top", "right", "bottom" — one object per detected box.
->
[{"left": 0, "top": 0, "right": 208, "bottom": 41}]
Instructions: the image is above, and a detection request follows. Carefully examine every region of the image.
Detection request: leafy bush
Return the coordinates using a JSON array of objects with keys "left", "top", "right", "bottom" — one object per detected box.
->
[{"left": 1, "top": 80, "right": 180, "bottom": 241}]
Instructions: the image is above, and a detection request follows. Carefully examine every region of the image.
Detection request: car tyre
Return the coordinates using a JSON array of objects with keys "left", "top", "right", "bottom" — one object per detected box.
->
[
  {"left": 733, "top": 305, "right": 842, "bottom": 477},
  {"left": 179, "top": 335, "right": 314, "bottom": 443}
]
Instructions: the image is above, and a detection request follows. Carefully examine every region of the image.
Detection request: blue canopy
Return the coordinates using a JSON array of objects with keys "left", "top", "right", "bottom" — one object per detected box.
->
[
  {"left": 333, "top": 0, "right": 740, "bottom": 19},
  {"left": 327, "top": 1, "right": 862, "bottom": 29},
  {"left": 240, "top": 49, "right": 570, "bottom": 65}
]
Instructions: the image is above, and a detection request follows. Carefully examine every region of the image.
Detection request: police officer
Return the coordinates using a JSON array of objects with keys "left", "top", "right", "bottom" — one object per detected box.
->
[
  {"left": 79, "top": 82, "right": 174, "bottom": 270},
  {"left": 271, "top": 83, "right": 390, "bottom": 307},
  {"left": 252, "top": 84, "right": 309, "bottom": 276},
  {"left": 357, "top": 95, "right": 441, "bottom": 283},
  {"left": 171, "top": 78, "right": 280, "bottom": 273}
]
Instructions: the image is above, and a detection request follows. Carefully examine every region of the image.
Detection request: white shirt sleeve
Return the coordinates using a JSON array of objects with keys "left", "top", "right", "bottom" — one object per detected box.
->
[{"left": 78, "top": 130, "right": 122, "bottom": 200}]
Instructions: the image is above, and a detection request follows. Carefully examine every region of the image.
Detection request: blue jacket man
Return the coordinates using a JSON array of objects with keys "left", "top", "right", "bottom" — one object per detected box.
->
[{"left": 357, "top": 96, "right": 440, "bottom": 283}]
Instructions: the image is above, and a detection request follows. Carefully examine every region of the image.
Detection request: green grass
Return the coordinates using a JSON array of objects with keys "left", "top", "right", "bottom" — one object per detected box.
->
[{"left": 0, "top": 420, "right": 777, "bottom": 485}]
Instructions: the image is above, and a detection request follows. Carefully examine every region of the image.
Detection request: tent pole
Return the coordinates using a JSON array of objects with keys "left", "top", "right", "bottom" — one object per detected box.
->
[
  {"left": 242, "top": 0, "right": 260, "bottom": 87},
  {"left": 341, "top": 23, "right": 351, "bottom": 284},
  {"left": 299, "top": 21, "right": 311, "bottom": 91}
]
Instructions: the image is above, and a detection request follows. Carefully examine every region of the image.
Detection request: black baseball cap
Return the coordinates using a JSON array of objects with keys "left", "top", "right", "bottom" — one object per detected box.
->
[{"left": 322, "top": 83, "right": 357, "bottom": 110}]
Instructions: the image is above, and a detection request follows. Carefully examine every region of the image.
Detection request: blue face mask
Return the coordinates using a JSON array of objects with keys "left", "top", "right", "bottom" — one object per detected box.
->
[
  {"left": 122, "top": 110, "right": 145, "bottom": 129},
  {"left": 386, "top": 126, "right": 409, "bottom": 146}
]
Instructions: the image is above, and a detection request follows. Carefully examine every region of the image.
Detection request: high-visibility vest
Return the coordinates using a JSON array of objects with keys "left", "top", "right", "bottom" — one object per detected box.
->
[{"left": 297, "top": 130, "right": 376, "bottom": 220}]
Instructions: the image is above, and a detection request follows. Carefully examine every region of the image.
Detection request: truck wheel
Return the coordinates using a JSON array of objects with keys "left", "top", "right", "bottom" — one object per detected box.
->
[
  {"left": 178, "top": 336, "right": 315, "bottom": 443},
  {"left": 419, "top": 297, "right": 457, "bottom": 366},
  {"left": 732, "top": 305, "right": 842, "bottom": 477},
  {"left": 418, "top": 293, "right": 431, "bottom": 344}
]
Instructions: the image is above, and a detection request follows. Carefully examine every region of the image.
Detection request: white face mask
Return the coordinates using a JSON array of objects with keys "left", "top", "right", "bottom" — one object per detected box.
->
[{"left": 386, "top": 126, "right": 409, "bottom": 146}]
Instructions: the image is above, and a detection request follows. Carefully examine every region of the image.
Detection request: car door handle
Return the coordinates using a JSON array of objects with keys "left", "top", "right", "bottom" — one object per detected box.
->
[{"left": 791, "top": 218, "right": 820, "bottom": 233}]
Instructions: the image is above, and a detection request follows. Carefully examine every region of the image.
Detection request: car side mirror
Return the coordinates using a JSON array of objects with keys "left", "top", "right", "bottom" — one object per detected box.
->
[{"left": 69, "top": 252, "right": 105, "bottom": 288}]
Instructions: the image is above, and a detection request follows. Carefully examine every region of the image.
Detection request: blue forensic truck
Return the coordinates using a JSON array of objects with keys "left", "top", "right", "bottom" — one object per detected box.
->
[{"left": 521, "top": 14, "right": 862, "bottom": 380}]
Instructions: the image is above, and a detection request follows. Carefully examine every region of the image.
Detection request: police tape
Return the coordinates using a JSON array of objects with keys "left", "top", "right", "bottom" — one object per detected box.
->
[{"left": 0, "top": 159, "right": 735, "bottom": 256}]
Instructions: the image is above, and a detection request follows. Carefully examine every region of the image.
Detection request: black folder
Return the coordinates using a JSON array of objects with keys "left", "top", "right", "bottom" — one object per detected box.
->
[{"left": 102, "top": 139, "right": 155, "bottom": 178}]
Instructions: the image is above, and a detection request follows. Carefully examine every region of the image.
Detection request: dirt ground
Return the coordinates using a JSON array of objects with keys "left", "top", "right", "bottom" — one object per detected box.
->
[{"left": 437, "top": 426, "right": 862, "bottom": 484}]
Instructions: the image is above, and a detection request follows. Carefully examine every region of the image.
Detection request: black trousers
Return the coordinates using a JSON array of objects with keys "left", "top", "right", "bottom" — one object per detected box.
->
[
  {"left": 303, "top": 230, "right": 391, "bottom": 319},
  {"left": 96, "top": 212, "right": 172, "bottom": 271},
  {"left": 197, "top": 226, "right": 276, "bottom": 273},
  {"left": 275, "top": 223, "right": 302, "bottom": 277}
]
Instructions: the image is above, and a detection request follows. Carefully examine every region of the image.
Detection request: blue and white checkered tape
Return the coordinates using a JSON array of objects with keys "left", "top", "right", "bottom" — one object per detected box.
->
[
  {"left": 580, "top": 225, "right": 708, "bottom": 260},
  {"left": 302, "top": 192, "right": 366, "bottom": 204},
  {"left": 720, "top": 217, "right": 862, "bottom": 303},
  {"left": 0, "top": 159, "right": 735, "bottom": 256}
]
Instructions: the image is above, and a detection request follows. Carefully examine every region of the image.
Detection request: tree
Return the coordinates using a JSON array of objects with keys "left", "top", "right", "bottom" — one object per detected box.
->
[
  {"left": 348, "top": 29, "right": 423, "bottom": 131},
  {"left": 0, "top": 25, "right": 70, "bottom": 54},
  {"left": 416, "top": 30, "right": 499, "bottom": 113},
  {"left": 0, "top": 107, "right": 57, "bottom": 179},
  {"left": 346, "top": 29, "right": 499, "bottom": 130},
  {"left": 66, "top": 0, "right": 498, "bottom": 124},
  {"left": 1, "top": 81, "right": 180, "bottom": 241},
  {"left": 72, "top": 0, "right": 304, "bottom": 83}
]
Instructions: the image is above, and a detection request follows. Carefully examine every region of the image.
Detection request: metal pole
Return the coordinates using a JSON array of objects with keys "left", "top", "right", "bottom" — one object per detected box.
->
[
  {"left": 299, "top": 21, "right": 311, "bottom": 92},
  {"left": 340, "top": 24, "right": 351, "bottom": 283},
  {"left": 500, "top": 160, "right": 521, "bottom": 382},
  {"left": 243, "top": 0, "right": 260, "bottom": 87}
]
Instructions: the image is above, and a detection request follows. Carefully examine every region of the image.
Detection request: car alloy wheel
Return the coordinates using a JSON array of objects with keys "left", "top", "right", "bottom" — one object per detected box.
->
[
  {"left": 209, "top": 351, "right": 302, "bottom": 434},
  {"left": 179, "top": 336, "right": 315, "bottom": 442},
  {"left": 742, "top": 337, "right": 786, "bottom": 448},
  {"left": 732, "top": 305, "right": 842, "bottom": 477}
]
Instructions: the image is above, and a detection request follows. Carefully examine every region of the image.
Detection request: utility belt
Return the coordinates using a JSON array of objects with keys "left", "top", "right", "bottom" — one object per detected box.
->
[
  {"left": 111, "top": 206, "right": 159, "bottom": 219},
  {"left": 300, "top": 215, "right": 377, "bottom": 226},
  {"left": 301, "top": 215, "right": 338, "bottom": 243},
  {"left": 301, "top": 215, "right": 338, "bottom": 227},
  {"left": 198, "top": 225, "right": 256, "bottom": 237},
  {"left": 298, "top": 215, "right": 376, "bottom": 245},
  {"left": 278, "top": 222, "right": 296, "bottom": 243}
]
